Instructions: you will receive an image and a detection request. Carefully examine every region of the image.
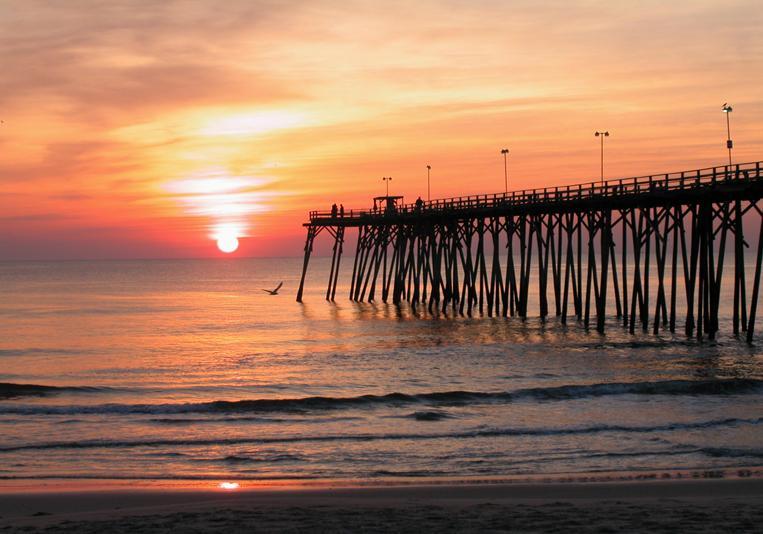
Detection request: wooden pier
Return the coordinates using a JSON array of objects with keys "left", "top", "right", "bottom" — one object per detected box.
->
[{"left": 296, "top": 161, "right": 763, "bottom": 342}]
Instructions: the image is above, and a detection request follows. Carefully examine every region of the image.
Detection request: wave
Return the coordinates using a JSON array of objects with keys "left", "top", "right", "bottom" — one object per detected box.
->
[
  {"left": 209, "top": 453, "right": 304, "bottom": 464},
  {"left": 149, "top": 415, "right": 364, "bottom": 425},
  {"left": 408, "top": 411, "right": 454, "bottom": 421},
  {"left": 699, "top": 447, "right": 763, "bottom": 459},
  {"left": 0, "top": 416, "right": 759, "bottom": 453},
  {"left": 513, "top": 378, "right": 763, "bottom": 400},
  {"left": 0, "top": 378, "right": 760, "bottom": 413},
  {"left": 0, "top": 348, "right": 85, "bottom": 358},
  {"left": 0, "top": 382, "right": 115, "bottom": 400}
]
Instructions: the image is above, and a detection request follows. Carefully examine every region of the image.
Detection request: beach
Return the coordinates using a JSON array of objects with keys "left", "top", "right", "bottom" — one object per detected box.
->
[{"left": 1, "top": 478, "right": 762, "bottom": 532}]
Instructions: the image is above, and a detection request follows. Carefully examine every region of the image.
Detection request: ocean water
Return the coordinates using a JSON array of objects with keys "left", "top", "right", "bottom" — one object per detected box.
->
[{"left": 0, "top": 257, "right": 761, "bottom": 485}]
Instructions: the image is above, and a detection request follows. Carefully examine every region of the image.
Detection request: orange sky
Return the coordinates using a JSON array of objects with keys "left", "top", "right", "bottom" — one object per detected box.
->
[{"left": 1, "top": 0, "right": 761, "bottom": 259}]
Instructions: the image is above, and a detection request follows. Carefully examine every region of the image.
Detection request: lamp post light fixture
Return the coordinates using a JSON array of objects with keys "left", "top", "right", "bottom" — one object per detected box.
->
[
  {"left": 594, "top": 131, "right": 609, "bottom": 185},
  {"left": 382, "top": 176, "right": 392, "bottom": 197},
  {"left": 426, "top": 165, "right": 431, "bottom": 201},
  {"left": 500, "top": 148, "right": 509, "bottom": 193},
  {"left": 722, "top": 103, "right": 733, "bottom": 167}
]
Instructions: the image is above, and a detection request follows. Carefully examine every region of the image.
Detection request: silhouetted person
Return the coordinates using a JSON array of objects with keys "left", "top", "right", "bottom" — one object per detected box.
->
[
  {"left": 339, "top": 204, "right": 344, "bottom": 218},
  {"left": 331, "top": 203, "right": 338, "bottom": 218},
  {"left": 415, "top": 196, "right": 423, "bottom": 212}
]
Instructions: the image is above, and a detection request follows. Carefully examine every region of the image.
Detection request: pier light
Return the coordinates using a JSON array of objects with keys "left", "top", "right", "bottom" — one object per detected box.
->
[
  {"left": 722, "top": 103, "right": 733, "bottom": 167},
  {"left": 382, "top": 176, "right": 392, "bottom": 196},
  {"left": 427, "top": 165, "right": 431, "bottom": 201},
  {"left": 594, "top": 131, "right": 609, "bottom": 185},
  {"left": 500, "top": 148, "right": 509, "bottom": 193}
]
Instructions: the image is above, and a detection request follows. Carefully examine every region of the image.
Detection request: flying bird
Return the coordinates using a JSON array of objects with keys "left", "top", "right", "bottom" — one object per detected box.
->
[{"left": 261, "top": 282, "right": 283, "bottom": 295}]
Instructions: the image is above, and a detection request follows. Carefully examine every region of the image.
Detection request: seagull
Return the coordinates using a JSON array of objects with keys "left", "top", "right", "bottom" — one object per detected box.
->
[{"left": 261, "top": 282, "right": 283, "bottom": 295}]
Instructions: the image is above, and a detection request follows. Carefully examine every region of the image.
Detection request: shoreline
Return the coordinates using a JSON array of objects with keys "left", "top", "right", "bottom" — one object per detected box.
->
[{"left": 1, "top": 475, "right": 762, "bottom": 532}]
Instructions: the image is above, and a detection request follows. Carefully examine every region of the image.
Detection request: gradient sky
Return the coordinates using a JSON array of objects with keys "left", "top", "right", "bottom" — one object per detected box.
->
[{"left": 1, "top": 0, "right": 761, "bottom": 259}]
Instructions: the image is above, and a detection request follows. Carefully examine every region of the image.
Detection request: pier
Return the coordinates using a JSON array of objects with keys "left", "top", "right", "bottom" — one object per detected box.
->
[{"left": 297, "top": 161, "right": 763, "bottom": 342}]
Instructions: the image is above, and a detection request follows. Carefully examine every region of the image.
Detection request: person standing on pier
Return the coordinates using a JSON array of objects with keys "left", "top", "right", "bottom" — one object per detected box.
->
[
  {"left": 340, "top": 204, "right": 344, "bottom": 218},
  {"left": 331, "top": 203, "right": 338, "bottom": 218}
]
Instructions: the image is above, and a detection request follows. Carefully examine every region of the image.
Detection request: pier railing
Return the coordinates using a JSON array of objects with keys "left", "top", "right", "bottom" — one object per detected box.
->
[{"left": 308, "top": 161, "right": 761, "bottom": 222}]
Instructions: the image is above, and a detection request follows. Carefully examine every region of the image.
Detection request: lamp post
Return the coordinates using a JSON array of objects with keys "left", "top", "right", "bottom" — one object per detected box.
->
[
  {"left": 594, "top": 131, "right": 609, "bottom": 185},
  {"left": 500, "top": 148, "right": 509, "bottom": 192},
  {"left": 426, "top": 165, "right": 431, "bottom": 201},
  {"left": 722, "top": 103, "right": 733, "bottom": 167},
  {"left": 382, "top": 176, "right": 392, "bottom": 196}
]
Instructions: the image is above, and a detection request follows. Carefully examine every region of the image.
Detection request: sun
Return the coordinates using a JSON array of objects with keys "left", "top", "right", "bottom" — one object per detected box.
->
[
  {"left": 217, "top": 234, "right": 239, "bottom": 253},
  {"left": 213, "top": 223, "right": 244, "bottom": 254}
]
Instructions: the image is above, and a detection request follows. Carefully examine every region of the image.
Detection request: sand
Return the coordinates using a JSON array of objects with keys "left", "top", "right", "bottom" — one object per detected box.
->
[{"left": 1, "top": 478, "right": 762, "bottom": 533}]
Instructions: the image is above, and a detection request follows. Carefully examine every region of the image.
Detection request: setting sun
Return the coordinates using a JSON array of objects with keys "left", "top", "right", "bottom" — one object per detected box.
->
[{"left": 216, "top": 234, "right": 239, "bottom": 253}]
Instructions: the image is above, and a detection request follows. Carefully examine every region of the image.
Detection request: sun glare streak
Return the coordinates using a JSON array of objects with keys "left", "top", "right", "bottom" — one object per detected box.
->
[
  {"left": 200, "top": 110, "right": 307, "bottom": 137},
  {"left": 165, "top": 177, "right": 267, "bottom": 195},
  {"left": 219, "top": 482, "right": 240, "bottom": 490},
  {"left": 184, "top": 194, "right": 265, "bottom": 218}
]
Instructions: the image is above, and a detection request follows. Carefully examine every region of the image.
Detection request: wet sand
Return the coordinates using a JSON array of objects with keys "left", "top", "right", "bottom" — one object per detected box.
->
[{"left": 1, "top": 478, "right": 762, "bottom": 532}]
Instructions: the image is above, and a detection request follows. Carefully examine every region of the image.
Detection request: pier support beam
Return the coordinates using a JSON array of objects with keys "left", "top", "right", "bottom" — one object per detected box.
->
[{"left": 296, "top": 225, "right": 318, "bottom": 303}]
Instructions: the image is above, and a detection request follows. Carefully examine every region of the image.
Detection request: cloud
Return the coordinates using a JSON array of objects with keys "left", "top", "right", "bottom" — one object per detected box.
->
[{"left": 0, "top": 1, "right": 302, "bottom": 124}]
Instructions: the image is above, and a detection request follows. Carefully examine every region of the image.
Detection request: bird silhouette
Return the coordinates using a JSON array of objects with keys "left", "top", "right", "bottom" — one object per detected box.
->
[{"left": 261, "top": 281, "right": 283, "bottom": 295}]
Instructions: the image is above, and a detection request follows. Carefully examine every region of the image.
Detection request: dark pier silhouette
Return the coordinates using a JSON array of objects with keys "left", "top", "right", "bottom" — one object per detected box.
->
[{"left": 297, "top": 161, "right": 763, "bottom": 342}]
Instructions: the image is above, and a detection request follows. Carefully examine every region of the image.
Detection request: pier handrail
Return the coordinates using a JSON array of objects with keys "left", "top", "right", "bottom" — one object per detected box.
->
[{"left": 308, "top": 161, "right": 761, "bottom": 222}]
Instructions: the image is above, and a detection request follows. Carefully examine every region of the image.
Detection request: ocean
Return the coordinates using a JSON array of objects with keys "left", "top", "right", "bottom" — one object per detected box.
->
[{"left": 0, "top": 257, "right": 761, "bottom": 486}]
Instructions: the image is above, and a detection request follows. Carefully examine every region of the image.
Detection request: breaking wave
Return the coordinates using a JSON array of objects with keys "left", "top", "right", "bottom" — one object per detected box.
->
[
  {"left": 0, "top": 416, "right": 759, "bottom": 453},
  {"left": 0, "top": 383, "right": 116, "bottom": 400},
  {"left": 0, "top": 378, "right": 760, "bottom": 413}
]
